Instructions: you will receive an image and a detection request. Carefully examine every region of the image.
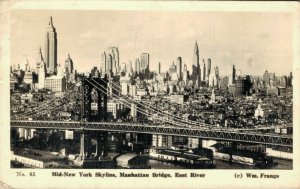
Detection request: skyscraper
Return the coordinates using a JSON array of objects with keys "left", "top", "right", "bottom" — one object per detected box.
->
[
  {"left": 120, "top": 62, "right": 127, "bottom": 73},
  {"left": 182, "top": 64, "right": 189, "bottom": 87},
  {"left": 232, "top": 65, "right": 236, "bottom": 84},
  {"left": 106, "top": 47, "right": 119, "bottom": 75},
  {"left": 263, "top": 70, "right": 270, "bottom": 87},
  {"left": 38, "top": 48, "right": 46, "bottom": 89},
  {"left": 169, "top": 61, "right": 176, "bottom": 74},
  {"left": 191, "top": 41, "right": 201, "bottom": 87},
  {"left": 215, "top": 66, "right": 219, "bottom": 78},
  {"left": 140, "top": 53, "right": 150, "bottom": 79},
  {"left": 106, "top": 54, "right": 113, "bottom": 73},
  {"left": 57, "top": 63, "right": 65, "bottom": 77},
  {"left": 176, "top": 57, "right": 182, "bottom": 80},
  {"left": 101, "top": 52, "right": 106, "bottom": 74},
  {"left": 157, "top": 62, "right": 161, "bottom": 74},
  {"left": 44, "top": 16, "right": 57, "bottom": 75},
  {"left": 207, "top": 58, "right": 211, "bottom": 78},
  {"left": 135, "top": 58, "right": 140, "bottom": 74},
  {"left": 24, "top": 60, "right": 33, "bottom": 84},
  {"left": 140, "top": 53, "right": 150, "bottom": 73},
  {"left": 65, "top": 54, "right": 74, "bottom": 74},
  {"left": 202, "top": 59, "right": 206, "bottom": 82},
  {"left": 193, "top": 41, "right": 199, "bottom": 67},
  {"left": 289, "top": 72, "right": 293, "bottom": 86},
  {"left": 64, "top": 54, "right": 76, "bottom": 83},
  {"left": 36, "top": 47, "right": 44, "bottom": 75},
  {"left": 208, "top": 67, "right": 217, "bottom": 87}
]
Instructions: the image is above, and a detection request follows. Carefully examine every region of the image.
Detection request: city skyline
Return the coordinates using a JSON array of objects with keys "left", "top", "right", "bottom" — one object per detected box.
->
[
  {"left": 11, "top": 10, "right": 293, "bottom": 76},
  {"left": 8, "top": 5, "right": 295, "bottom": 173}
]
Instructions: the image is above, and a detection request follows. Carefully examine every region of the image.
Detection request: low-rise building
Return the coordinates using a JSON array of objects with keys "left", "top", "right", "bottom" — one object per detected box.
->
[
  {"left": 23, "top": 71, "right": 33, "bottom": 84},
  {"left": 107, "top": 100, "right": 125, "bottom": 119},
  {"left": 137, "top": 88, "right": 147, "bottom": 96},
  {"left": 149, "top": 148, "right": 214, "bottom": 167},
  {"left": 170, "top": 95, "right": 188, "bottom": 104},
  {"left": 45, "top": 75, "right": 66, "bottom": 92},
  {"left": 11, "top": 153, "right": 45, "bottom": 168},
  {"left": 266, "top": 87, "right": 278, "bottom": 96},
  {"left": 116, "top": 154, "right": 148, "bottom": 168}
]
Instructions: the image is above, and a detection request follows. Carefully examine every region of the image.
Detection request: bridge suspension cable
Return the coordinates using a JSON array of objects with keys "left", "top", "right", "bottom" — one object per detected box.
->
[
  {"left": 86, "top": 78, "right": 188, "bottom": 127},
  {"left": 99, "top": 78, "right": 204, "bottom": 126},
  {"left": 16, "top": 100, "right": 69, "bottom": 119},
  {"left": 14, "top": 82, "right": 78, "bottom": 118},
  {"left": 86, "top": 78, "right": 175, "bottom": 124},
  {"left": 94, "top": 77, "right": 202, "bottom": 127},
  {"left": 86, "top": 79, "right": 172, "bottom": 124}
]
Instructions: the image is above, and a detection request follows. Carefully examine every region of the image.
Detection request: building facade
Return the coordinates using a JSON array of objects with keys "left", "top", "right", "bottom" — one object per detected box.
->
[
  {"left": 107, "top": 100, "right": 125, "bottom": 119},
  {"left": 44, "top": 17, "right": 57, "bottom": 75},
  {"left": 191, "top": 41, "right": 201, "bottom": 87},
  {"left": 45, "top": 75, "right": 66, "bottom": 92},
  {"left": 176, "top": 57, "right": 182, "bottom": 80}
]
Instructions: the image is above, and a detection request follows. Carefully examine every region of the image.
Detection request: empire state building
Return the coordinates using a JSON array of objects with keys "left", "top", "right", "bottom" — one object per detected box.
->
[
  {"left": 191, "top": 41, "right": 201, "bottom": 87},
  {"left": 44, "top": 16, "right": 57, "bottom": 74}
]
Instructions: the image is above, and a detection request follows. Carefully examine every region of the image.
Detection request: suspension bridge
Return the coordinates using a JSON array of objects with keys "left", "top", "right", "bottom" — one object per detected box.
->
[{"left": 11, "top": 76, "right": 293, "bottom": 148}]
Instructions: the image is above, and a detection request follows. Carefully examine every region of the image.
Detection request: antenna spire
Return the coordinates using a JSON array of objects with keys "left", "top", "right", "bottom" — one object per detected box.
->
[{"left": 49, "top": 16, "right": 53, "bottom": 26}]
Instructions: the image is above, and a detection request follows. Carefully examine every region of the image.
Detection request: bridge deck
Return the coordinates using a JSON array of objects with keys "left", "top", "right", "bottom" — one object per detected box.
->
[{"left": 10, "top": 120, "right": 293, "bottom": 147}]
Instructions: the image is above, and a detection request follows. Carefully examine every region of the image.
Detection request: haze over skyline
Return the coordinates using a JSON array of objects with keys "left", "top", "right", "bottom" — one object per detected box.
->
[{"left": 11, "top": 10, "right": 293, "bottom": 76}]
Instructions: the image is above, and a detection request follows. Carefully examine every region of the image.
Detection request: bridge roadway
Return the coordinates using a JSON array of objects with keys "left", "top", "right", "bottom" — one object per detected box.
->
[{"left": 10, "top": 120, "right": 293, "bottom": 147}]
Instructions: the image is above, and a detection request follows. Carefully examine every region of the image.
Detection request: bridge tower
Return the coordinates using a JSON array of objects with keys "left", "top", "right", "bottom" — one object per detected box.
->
[
  {"left": 75, "top": 75, "right": 109, "bottom": 167},
  {"left": 81, "top": 76, "right": 108, "bottom": 121}
]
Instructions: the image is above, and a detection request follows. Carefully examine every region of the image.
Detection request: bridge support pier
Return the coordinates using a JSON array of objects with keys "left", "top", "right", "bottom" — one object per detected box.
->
[
  {"left": 17, "top": 128, "right": 29, "bottom": 141},
  {"left": 188, "top": 137, "right": 202, "bottom": 149},
  {"left": 98, "top": 132, "right": 108, "bottom": 157},
  {"left": 75, "top": 130, "right": 95, "bottom": 166},
  {"left": 76, "top": 131, "right": 88, "bottom": 163},
  {"left": 78, "top": 131, "right": 85, "bottom": 160},
  {"left": 25, "top": 129, "right": 29, "bottom": 140},
  {"left": 131, "top": 133, "right": 151, "bottom": 144},
  {"left": 229, "top": 141, "right": 238, "bottom": 163},
  {"left": 78, "top": 132, "right": 85, "bottom": 161}
]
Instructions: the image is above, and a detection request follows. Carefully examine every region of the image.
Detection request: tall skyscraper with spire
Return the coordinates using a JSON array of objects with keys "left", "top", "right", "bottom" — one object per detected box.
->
[
  {"left": 193, "top": 41, "right": 199, "bottom": 67},
  {"left": 38, "top": 47, "right": 46, "bottom": 89},
  {"left": 44, "top": 16, "right": 57, "bottom": 75},
  {"left": 191, "top": 41, "right": 201, "bottom": 87},
  {"left": 36, "top": 46, "right": 44, "bottom": 74}
]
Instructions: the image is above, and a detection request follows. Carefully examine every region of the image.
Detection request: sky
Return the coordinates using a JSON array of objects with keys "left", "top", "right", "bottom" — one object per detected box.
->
[{"left": 10, "top": 9, "right": 293, "bottom": 76}]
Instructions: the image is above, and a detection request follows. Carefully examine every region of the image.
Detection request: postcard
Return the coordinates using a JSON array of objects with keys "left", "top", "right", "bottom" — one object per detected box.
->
[{"left": 0, "top": 1, "right": 299, "bottom": 188}]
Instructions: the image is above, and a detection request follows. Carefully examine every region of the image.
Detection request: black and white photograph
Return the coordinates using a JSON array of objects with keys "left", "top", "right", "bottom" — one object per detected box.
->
[{"left": 1, "top": 1, "right": 299, "bottom": 188}]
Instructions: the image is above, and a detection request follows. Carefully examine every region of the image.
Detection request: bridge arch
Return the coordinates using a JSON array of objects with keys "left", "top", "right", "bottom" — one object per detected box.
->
[{"left": 81, "top": 76, "right": 108, "bottom": 121}]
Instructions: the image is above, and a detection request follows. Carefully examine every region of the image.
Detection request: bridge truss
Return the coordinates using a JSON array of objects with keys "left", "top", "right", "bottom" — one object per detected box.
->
[{"left": 11, "top": 120, "right": 293, "bottom": 147}]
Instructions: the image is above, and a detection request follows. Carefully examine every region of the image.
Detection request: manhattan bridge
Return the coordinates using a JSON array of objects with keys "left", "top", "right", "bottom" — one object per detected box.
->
[{"left": 11, "top": 75, "right": 293, "bottom": 163}]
